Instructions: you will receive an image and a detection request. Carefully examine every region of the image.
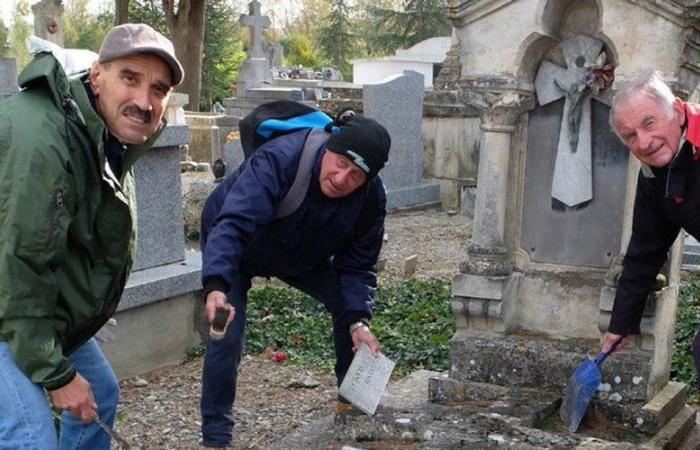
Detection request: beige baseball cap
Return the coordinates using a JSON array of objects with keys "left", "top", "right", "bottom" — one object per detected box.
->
[{"left": 98, "top": 23, "right": 184, "bottom": 86}]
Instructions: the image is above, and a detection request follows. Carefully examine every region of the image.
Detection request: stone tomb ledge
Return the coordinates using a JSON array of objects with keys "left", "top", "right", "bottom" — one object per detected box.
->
[
  {"left": 101, "top": 250, "right": 203, "bottom": 379},
  {"left": 269, "top": 368, "right": 673, "bottom": 449}
]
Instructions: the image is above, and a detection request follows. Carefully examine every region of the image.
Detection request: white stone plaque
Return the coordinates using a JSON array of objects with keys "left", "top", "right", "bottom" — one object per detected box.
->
[{"left": 338, "top": 343, "right": 395, "bottom": 415}]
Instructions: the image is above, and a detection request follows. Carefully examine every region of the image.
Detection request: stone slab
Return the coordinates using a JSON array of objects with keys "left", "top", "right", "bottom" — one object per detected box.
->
[
  {"left": 120, "top": 250, "right": 202, "bottom": 311},
  {"left": 132, "top": 133, "right": 187, "bottom": 271},
  {"left": 102, "top": 290, "right": 202, "bottom": 379},
  {"left": 642, "top": 382, "right": 688, "bottom": 433},
  {"left": 245, "top": 87, "right": 305, "bottom": 100},
  {"left": 385, "top": 183, "right": 440, "bottom": 211},
  {"left": 152, "top": 124, "right": 189, "bottom": 149},
  {"left": 364, "top": 71, "right": 440, "bottom": 210},
  {"left": 521, "top": 99, "right": 629, "bottom": 268},
  {"left": 449, "top": 334, "right": 651, "bottom": 402},
  {"left": 640, "top": 405, "right": 696, "bottom": 450},
  {"left": 380, "top": 369, "right": 441, "bottom": 411},
  {"left": 453, "top": 273, "right": 509, "bottom": 300},
  {"left": 224, "top": 138, "right": 245, "bottom": 176}
]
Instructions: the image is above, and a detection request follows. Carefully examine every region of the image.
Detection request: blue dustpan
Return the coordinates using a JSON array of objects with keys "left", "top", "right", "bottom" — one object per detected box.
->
[{"left": 560, "top": 339, "right": 621, "bottom": 432}]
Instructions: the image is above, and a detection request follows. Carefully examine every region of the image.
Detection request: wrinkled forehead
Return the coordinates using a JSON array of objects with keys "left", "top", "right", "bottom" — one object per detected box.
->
[{"left": 102, "top": 53, "right": 173, "bottom": 87}]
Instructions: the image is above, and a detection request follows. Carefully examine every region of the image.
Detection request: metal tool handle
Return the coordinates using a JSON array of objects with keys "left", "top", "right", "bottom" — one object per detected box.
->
[
  {"left": 209, "top": 306, "right": 230, "bottom": 340},
  {"left": 94, "top": 412, "right": 136, "bottom": 449},
  {"left": 594, "top": 337, "right": 623, "bottom": 366}
]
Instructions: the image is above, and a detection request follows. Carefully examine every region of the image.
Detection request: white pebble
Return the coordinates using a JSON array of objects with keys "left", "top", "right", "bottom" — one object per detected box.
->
[
  {"left": 598, "top": 383, "right": 611, "bottom": 392},
  {"left": 614, "top": 376, "right": 621, "bottom": 384},
  {"left": 469, "top": 359, "right": 476, "bottom": 366},
  {"left": 400, "top": 431, "right": 414, "bottom": 440},
  {"left": 636, "top": 417, "right": 644, "bottom": 425},
  {"left": 423, "top": 430, "right": 434, "bottom": 441},
  {"left": 488, "top": 434, "right": 506, "bottom": 443},
  {"left": 633, "top": 376, "right": 643, "bottom": 385},
  {"left": 395, "top": 418, "right": 411, "bottom": 425},
  {"left": 609, "top": 393, "right": 622, "bottom": 402}
]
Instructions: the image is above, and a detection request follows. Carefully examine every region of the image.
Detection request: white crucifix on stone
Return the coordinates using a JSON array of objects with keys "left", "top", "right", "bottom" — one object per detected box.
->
[
  {"left": 240, "top": 0, "right": 271, "bottom": 59},
  {"left": 535, "top": 35, "right": 605, "bottom": 208}
]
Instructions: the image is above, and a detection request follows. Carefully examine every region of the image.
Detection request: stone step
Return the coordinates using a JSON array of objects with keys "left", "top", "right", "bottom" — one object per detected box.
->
[
  {"left": 642, "top": 382, "right": 688, "bottom": 433},
  {"left": 683, "top": 235, "right": 700, "bottom": 269},
  {"left": 641, "top": 405, "right": 696, "bottom": 450},
  {"left": 677, "top": 410, "right": 700, "bottom": 450}
]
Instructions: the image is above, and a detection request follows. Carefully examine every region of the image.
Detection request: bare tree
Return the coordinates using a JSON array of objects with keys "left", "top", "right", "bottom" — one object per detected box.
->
[
  {"left": 116, "top": 0, "right": 130, "bottom": 24},
  {"left": 163, "top": 0, "right": 207, "bottom": 111}
]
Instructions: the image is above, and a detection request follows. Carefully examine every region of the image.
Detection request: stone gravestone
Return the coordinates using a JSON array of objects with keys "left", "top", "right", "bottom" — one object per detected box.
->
[
  {"left": 236, "top": 0, "right": 272, "bottom": 97},
  {"left": 32, "top": 0, "right": 64, "bottom": 47},
  {"left": 0, "top": 58, "right": 18, "bottom": 102},
  {"left": 223, "top": 1, "right": 314, "bottom": 117},
  {"left": 185, "top": 112, "right": 238, "bottom": 164},
  {"left": 224, "top": 138, "right": 245, "bottom": 177},
  {"left": 101, "top": 96, "right": 202, "bottom": 378},
  {"left": 363, "top": 70, "right": 440, "bottom": 210}
]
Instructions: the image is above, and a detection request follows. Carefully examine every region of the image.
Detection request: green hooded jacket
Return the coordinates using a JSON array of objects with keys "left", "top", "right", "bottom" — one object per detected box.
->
[{"left": 0, "top": 52, "right": 164, "bottom": 390}]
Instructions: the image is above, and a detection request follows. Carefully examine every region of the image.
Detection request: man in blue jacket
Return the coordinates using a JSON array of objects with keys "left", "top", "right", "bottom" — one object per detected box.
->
[{"left": 199, "top": 116, "right": 391, "bottom": 448}]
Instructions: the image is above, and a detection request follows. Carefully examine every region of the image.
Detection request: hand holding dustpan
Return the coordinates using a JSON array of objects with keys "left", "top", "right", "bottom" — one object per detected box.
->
[{"left": 560, "top": 337, "right": 623, "bottom": 432}]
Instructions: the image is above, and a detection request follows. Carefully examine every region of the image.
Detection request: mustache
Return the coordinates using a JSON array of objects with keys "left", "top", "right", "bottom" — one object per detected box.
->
[{"left": 121, "top": 104, "right": 152, "bottom": 123}]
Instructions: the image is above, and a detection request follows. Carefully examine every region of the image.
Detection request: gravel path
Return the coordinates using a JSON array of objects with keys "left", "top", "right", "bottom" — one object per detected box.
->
[{"left": 114, "top": 195, "right": 472, "bottom": 449}]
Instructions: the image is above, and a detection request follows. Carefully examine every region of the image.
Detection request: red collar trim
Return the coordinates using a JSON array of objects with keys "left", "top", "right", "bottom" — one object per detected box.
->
[{"left": 685, "top": 102, "right": 700, "bottom": 148}]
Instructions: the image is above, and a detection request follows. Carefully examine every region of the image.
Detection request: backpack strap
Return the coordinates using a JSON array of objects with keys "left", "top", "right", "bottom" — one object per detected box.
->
[{"left": 274, "top": 129, "right": 329, "bottom": 219}]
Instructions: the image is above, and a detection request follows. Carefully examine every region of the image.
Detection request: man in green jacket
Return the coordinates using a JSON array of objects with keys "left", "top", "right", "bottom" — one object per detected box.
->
[{"left": 0, "top": 24, "right": 183, "bottom": 449}]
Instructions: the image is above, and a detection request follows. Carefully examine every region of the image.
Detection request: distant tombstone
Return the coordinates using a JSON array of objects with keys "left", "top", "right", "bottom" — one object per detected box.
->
[
  {"left": 236, "top": 0, "right": 273, "bottom": 97},
  {"left": 224, "top": 138, "right": 245, "bottom": 177},
  {"left": 32, "top": 0, "right": 64, "bottom": 47},
  {"left": 322, "top": 67, "right": 343, "bottom": 81},
  {"left": 363, "top": 70, "right": 440, "bottom": 210},
  {"left": 0, "top": 58, "right": 18, "bottom": 102},
  {"left": 265, "top": 41, "right": 284, "bottom": 68}
]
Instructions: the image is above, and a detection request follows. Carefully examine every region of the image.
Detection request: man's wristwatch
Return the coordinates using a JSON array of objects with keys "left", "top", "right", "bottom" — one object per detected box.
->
[{"left": 348, "top": 320, "right": 369, "bottom": 335}]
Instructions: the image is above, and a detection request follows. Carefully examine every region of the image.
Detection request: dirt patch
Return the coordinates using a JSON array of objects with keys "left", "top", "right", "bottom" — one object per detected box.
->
[{"left": 116, "top": 354, "right": 337, "bottom": 449}]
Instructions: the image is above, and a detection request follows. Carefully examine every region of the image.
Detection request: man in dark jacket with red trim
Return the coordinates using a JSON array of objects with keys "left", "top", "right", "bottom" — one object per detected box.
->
[
  {"left": 199, "top": 116, "right": 391, "bottom": 448},
  {"left": 602, "top": 72, "right": 700, "bottom": 383}
]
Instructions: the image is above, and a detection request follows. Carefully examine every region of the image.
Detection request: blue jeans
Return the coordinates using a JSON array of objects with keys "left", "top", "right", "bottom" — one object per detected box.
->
[
  {"left": 200, "top": 264, "right": 355, "bottom": 446},
  {"left": 0, "top": 338, "right": 119, "bottom": 450}
]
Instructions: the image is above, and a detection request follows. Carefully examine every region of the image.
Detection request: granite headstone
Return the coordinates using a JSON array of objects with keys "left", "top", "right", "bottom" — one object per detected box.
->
[{"left": 363, "top": 70, "right": 440, "bottom": 210}]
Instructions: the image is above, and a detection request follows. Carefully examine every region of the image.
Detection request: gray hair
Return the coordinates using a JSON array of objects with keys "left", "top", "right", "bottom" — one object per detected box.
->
[{"left": 609, "top": 71, "right": 676, "bottom": 139}]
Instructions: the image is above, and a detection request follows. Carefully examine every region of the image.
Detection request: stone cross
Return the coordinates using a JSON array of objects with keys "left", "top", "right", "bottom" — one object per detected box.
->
[
  {"left": 32, "top": 0, "right": 64, "bottom": 47},
  {"left": 534, "top": 35, "right": 605, "bottom": 208},
  {"left": 240, "top": 0, "right": 271, "bottom": 59}
]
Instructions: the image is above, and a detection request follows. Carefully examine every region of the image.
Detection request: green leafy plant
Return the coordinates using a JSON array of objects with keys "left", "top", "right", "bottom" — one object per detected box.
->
[
  {"left": 672, "top": 273, "right": 700, "bottom": 402},
  {"left": 244, "top": 277, "right": 454, "bottom": 377}
]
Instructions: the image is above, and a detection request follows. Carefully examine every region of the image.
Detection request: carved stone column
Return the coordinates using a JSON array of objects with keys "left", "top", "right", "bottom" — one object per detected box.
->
[
  {"left": 452, "top": 88, "right": 534, "bottom": 334},
  {"left": 462, "top": 90, "right": 533, "bottom": 271}
]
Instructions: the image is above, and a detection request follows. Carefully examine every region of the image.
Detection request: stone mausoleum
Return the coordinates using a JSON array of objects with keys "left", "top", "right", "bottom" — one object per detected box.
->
[{"left": 431, "top": 0, "right": 700, "bottom": 447}]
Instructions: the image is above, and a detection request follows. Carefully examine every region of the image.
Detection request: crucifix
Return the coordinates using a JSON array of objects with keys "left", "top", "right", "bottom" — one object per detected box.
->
[
  {"left": 240, "top": 0, "right": 271, "bottom": 59},
  {"left": 535, "top": 35, "right": 606, "bottom": 208}
]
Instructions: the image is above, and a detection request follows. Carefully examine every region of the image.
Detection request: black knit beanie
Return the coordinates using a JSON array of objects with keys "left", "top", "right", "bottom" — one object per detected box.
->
[{"left": 325, "top": 116, "right": 391, "bottom": 178}]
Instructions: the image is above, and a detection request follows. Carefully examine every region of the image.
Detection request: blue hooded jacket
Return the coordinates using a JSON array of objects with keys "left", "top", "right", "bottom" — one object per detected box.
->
[{"left": 201, "top": 129, "right": 386, "bottom": 318}]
